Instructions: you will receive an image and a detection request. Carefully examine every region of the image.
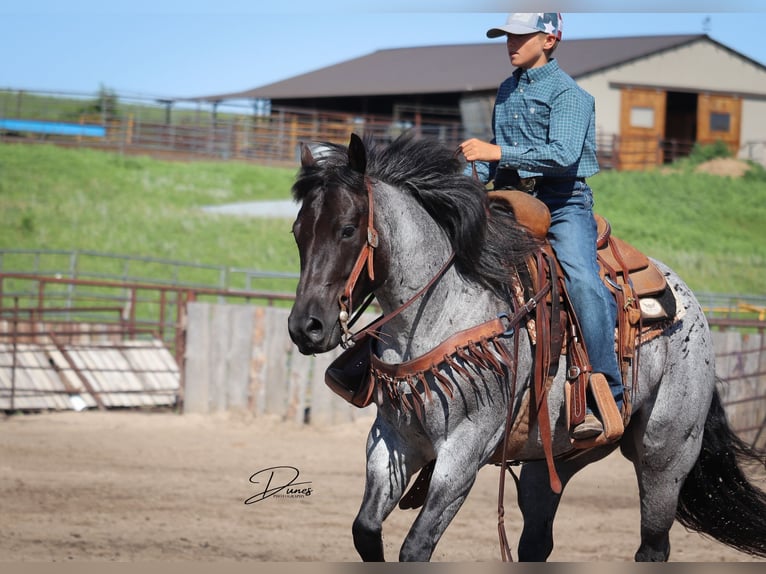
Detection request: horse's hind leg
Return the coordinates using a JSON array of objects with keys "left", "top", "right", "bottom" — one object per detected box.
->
[
  {"left": 620, "top": 383, "right": 712, "bottom": 562},
  {"left": 622, "top": 275, "right": 720, "bottom": 561}
]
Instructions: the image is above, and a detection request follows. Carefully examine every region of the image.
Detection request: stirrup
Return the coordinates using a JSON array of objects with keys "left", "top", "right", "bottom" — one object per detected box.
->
[{"left": 570, "top": 373, "right": 624, "bottom": 448}]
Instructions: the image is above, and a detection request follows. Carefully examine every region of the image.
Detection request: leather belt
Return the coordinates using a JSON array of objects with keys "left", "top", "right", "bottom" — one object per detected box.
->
[{"left": 494, "top": 169, "right": 584, "bottom": 193}]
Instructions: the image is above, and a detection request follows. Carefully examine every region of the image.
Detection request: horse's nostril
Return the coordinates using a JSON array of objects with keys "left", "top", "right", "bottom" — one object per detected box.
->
[{"left": 305, "top": 316, "right": 324, "bottom": 338}]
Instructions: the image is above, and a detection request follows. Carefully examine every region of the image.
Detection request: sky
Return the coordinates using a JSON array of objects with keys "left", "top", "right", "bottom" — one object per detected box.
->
[{"left": 3, "top": 1, "right": 766, "bottom": 104}]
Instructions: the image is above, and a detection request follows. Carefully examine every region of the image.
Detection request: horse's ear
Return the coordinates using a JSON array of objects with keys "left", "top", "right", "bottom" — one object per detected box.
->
[
  {"left": 348, "top": 133, "right": 367, "bottom": 174},
  {"left": 300, "top": 142, "right": 315, "bottom": 168}
]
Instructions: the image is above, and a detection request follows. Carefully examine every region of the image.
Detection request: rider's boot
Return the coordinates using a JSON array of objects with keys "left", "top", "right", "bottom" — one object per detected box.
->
[
  {"left": 571, "top": 411, "right": 604, "bottom": 440},
  {"left": 570, "top": 372, "right": 624, "bottom": 441}
]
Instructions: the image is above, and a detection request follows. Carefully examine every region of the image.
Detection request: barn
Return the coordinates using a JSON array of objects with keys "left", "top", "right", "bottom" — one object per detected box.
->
[{"left": 197, "top": 33, "right": 766, "bottom": 169}]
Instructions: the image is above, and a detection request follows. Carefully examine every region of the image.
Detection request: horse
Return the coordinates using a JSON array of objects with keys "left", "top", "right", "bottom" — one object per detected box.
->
[{"left": 287, "top": 132, "right": 766, "bottom": 561}]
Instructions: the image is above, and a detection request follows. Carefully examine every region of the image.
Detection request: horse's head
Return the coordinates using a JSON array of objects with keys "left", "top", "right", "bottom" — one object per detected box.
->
[
  {"left": 288, "top": 134, "right": 388, "bottom": 355},
  {"left": 288, "top": 131, "right": 542, "bottom": 355}
]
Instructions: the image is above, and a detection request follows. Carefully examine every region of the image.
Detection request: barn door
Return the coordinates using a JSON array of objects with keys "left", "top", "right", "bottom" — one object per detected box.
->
[
  {"left": 697, "top": 94, "right": 741, "bottom": 155},
  {"left": 618, "top": 87, "right": 666, "bottom": 170}
]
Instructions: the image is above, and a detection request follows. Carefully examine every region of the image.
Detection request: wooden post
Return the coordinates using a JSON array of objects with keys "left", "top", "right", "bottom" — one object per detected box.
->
[
  {"left": 289, "top": 116, "right": 299, "bottom": 162},
  {"left": 48, "top": 331, "right": 107, "bottom": 410},
  {"left": 249, "top": 306, "right": 267, "bottom": 415},
  {"left": 226, "top": 306, "right": 255, "bottom": 410},
  {"left": 126, "top": 114, "right": 134, "bottom": 146},
  {"left": 263, "top": 307, "right": 291, "bottom": 416},
  {"left": 183, "top": 302, "right": 210, "bottom": 413}
]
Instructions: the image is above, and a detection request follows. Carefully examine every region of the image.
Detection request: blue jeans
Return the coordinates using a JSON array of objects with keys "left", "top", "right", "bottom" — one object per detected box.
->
[{"left": 533, "top": 180, "right": 624, "bottom": 412}]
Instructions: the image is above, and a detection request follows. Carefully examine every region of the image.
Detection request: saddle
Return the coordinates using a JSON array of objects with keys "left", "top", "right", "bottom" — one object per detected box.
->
[
  {"left": 487, "top": 190, "right": 676, "bottom": 451},
  {"left": 488, "top": 189, "right": 671, "bottom": 314}
]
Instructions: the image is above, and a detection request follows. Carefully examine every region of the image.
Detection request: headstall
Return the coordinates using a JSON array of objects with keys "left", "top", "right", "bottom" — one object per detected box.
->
[{"left": 337, "top": 176, "right": 457, "bottom": 348}]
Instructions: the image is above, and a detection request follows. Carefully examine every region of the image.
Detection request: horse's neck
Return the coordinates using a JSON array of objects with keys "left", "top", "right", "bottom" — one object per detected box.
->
[{"left": 373, "top": 183, "right": 503, "bottom": 362}]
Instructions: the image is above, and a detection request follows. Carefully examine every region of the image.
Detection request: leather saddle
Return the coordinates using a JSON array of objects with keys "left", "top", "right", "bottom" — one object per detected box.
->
[
  {"left": 487, "top": 190, "right": 676, "bottom": 451},
  {"left": 487, "top": 190, "right": 674, "bottom": 323}
]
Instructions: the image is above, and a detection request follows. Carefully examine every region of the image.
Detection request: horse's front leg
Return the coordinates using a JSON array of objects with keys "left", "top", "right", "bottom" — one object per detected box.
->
[
  {"left": 517, "top": 445, "right": 618, "bottom": 561},
  {"left": 352, "top": 418, "right": 423, "bottom": 561},
  {"left": 516, "top": 459, "right": 563, "bottom": 561},
  {"left": 398, "top": 431, "right": 484, "bottom": 561}
]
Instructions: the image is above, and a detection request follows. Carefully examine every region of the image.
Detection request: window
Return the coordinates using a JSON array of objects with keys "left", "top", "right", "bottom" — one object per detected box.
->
[
  {"left": 710, "top": 112, "right": 731, "bottom": 132},
  {"left": 630, "top": 107, "right": 655, "bottom": 128}
]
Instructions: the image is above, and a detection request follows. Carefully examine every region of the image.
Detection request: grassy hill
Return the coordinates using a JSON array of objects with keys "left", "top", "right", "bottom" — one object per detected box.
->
[
  {"left": 1, "top": 142, "right": 765, "bottom": 295},
  {"left": 592, "top": 162, "right": 766, "bottom": 295},
  {"left": 0, "top": 143, "right": 299, "bottom": 290}
]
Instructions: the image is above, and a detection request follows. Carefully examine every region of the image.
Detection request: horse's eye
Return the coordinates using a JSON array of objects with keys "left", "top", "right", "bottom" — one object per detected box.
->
[{"left": 341, "top": 225, "right": 357, "bottom": 239}]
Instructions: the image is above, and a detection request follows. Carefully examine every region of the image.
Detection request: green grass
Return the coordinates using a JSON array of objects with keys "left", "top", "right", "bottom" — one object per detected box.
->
[
  {"left": 590, "top": 166, "right": 766, "bottom": 294},
  {"left": 1, "top": 142, "right": 765, "bottom": 295},
  {"left": 0, "top": 143, "right": 299, "bottom": 291},
  {"left": 0, "top": 88, "right": 241, "bottom": 126}
]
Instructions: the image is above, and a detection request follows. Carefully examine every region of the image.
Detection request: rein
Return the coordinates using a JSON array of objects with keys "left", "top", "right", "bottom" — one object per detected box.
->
[{"left": 339, "top": 158, "right": 479, "bottom": 344}]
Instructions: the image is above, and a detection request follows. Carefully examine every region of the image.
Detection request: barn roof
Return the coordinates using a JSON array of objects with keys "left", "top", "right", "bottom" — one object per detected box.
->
[{"left": 194, "top": 34, "right": 722, "bottom": 102}]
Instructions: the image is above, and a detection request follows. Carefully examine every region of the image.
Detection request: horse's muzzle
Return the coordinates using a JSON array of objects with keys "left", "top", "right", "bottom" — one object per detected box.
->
[{"left": 288, "top": 309, "right": 341, "bottom": 355}]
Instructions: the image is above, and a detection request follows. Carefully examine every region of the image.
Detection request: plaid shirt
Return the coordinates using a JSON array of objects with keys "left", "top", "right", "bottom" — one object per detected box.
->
[{"left": 470, "top": 58, "right": 599, "bottom": 183}]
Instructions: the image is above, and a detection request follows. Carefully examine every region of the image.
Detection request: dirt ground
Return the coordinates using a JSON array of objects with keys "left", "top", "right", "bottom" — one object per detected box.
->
[
  {"left": 693, "top": 157, "right": 753, "bottom": 177},
  {"left": 0, "top": 410, "right": 762, "bottom": 563}
]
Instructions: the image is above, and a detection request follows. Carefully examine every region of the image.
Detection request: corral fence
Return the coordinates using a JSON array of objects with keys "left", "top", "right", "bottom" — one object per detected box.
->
[
  {"left": 0, "top": 88, "right": 466, "bottom": 165},
  {"left": 1, "top": 267, "right": 765, "bottom": 446},
  {"left": 7, "top": 87, "right": 756, "bottom": 169},
  {"left": 0, "top": 248, "right": 300, "bottom": 295},
  {"left": 0, "top": 250, "right": 297, "bottom": 413},
  {"left": 182, "top": 302, "right": 766, "bottom": 447}
]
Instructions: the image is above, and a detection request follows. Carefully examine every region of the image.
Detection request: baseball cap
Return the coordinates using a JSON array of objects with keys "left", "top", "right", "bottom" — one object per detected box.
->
[{"left": 486, "top": 13, "right": 563, "bottom": 41}]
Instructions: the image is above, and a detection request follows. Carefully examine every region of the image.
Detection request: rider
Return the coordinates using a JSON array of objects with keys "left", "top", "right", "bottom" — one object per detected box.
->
[{"left": 459, "top": 13, "right": 623, "bottom": 440}]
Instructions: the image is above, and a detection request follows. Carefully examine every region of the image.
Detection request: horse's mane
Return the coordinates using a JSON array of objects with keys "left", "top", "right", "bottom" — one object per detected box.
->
[{"left": 292, "top": 133, "right": 542, "bottom": 296}]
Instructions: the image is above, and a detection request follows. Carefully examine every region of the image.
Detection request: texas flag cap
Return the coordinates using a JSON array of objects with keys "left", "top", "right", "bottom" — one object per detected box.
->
[{"left": 486, "top": 13, "right": 563, "bottom": 41}]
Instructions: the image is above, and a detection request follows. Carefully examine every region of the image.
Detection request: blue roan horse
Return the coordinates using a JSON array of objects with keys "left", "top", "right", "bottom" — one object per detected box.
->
[{"left": 287, "top": 133, "right": 766, "bottom": 561}]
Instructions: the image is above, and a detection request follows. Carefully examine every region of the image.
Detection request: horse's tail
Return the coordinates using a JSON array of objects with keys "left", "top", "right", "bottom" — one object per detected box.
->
[{"left": 676, "top": 386, "right": 766, "bottom": 557}]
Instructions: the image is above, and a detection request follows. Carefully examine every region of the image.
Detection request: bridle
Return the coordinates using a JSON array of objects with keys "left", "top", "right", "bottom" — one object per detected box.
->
[
  {"left": 338, "top": 152, "right": 476, "bottom": 344},
  {"left": 337, "top": 176, "right": 379, "bottom": 345},
  {"left": 337, "top": 176, "right": 455, "bottom": 348}
]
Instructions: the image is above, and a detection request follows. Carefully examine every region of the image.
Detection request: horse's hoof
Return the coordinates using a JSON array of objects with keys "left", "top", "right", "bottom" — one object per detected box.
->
[{"left": 571, "top": 413, "right": 604, "bottom": 440}]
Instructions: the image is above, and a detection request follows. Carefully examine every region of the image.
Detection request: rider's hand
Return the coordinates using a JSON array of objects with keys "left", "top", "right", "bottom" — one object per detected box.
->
[{"left": 459, "top": 139, "right": 502, "bottom": 163}]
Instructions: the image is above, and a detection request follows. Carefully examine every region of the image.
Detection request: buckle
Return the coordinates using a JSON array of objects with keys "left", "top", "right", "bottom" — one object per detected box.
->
[
  {"left": 567, "top": 366, "right": 582, "bottom": 380},
  {"left": 605, "top": 276, "right": 623, "bottom": 291},
  {"left": 523, "top": 298, "right": 538, "bottom": 313},
  {"left": 367, "top": 228, "right": 379, "bottom": 248},
  {"left": 517, "top": 176, "right": 537, "bottom": 193}
]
